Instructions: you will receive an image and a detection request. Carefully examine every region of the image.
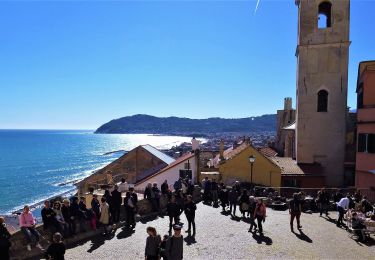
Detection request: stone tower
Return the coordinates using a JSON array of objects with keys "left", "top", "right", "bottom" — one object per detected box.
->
[
  {"left": 295, "top": 0, "right": 350, "bottom": 187},
  {"left": 275, "top": 97, "right": 296, "bottom": 156}
]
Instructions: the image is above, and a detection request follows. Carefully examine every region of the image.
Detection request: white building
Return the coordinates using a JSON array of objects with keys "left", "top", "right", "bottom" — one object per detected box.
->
[{"left": 134, "top": 152, "right": 198, "bottom": 190}]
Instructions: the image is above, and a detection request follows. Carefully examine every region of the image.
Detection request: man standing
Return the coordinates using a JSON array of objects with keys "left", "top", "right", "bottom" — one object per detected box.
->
[
  {"left": 161, "top": 180, "right": 169, "bottom": 196},
  {"left": 211, "top": 179, "right": 219, "bottom": 206},
  {"left": 228, "top": 188, "right": 239, "bottom": 216},
  {"left": 289, "top": 193, "right": 302, "bottom": 232},
  {"left": 124, "top": 191, "right": 137, "bottom": 229},
  {"left": 166, "top": 225, "right": 184, "bottom": 260},
  {"left": 167, "top": 196, "right": 182, "bottom": 234},
  {"left": 111, "top": 185, "right": 122, "bottom": 223},
  {"left": 336, "top": 195, "right": 350, "bottom": 227},
  {"left": 184, "top": 195, "right": 197, "bottom": 236},
  {"left": 319, "top": 188, "right": 330, "bottom": 217}
]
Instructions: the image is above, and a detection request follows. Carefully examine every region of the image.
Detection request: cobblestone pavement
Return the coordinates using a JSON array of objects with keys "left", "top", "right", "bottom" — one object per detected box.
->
[{"left": 65, "top": 203, "right": 374, "bottom": 259}]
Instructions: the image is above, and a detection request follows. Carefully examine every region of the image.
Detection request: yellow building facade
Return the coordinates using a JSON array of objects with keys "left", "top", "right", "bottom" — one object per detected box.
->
[{"left": 219, "top": 145, "right": 281, "bottom": 187}]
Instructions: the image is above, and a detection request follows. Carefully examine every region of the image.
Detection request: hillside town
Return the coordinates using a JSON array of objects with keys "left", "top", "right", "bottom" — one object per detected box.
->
[{"left": 2, "top": 1, "right": 375, "bottom": 260}]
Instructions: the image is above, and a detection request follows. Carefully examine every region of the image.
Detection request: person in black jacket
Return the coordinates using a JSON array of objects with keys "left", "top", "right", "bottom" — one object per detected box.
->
[
  {"left": 161, "top": 180, "right": 169, "bottom": 196},
  {"left": 61, "top": 199, "right": 75, "bottom": 236},
  {"left": 111, "top": 185, "right": 122, "bottom": 223},
  {"left": 238, "top": 190, "right": 250, "bottom": 219},
  {"left": 219, "top": 183, "right": 229, "bottom": 212},
  {"left": 41, "top": 200, "right": 59, "bottom": 234},
  {"left": 0, "top": 217, "right": 11, "bottom": 260},
  {"left": 91, "top": 195, "right": 100, "bottom": 221},
  {"left": 248, "top": 196, "right": 258, "bottom": 232},
  {"left": 152, "top": 183, "right": 161, "bottom": 213},
  {"left": 167, "top": 196, "right": 182, "bottom": 234},
  {"left": 45, "top": 232, "right": 66, "bottom": 260},
  {"left": 184, "top": 195, "right": 197, "bottom": 236},
  {"left": 70, "top": 196, "right": 85, "bottom": 233},
  {"left": 124, "top": 190, "right": 137, "bottom": 229},
  {"left": 228, "top": 188, "right": 239, "bottom": 217}
]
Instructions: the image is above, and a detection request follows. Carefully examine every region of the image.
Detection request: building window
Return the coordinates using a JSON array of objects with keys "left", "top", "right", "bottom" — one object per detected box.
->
[
  {"left": 358, "top": 133, "right": 375, "bottom": 153},
  {"left": 369, "top": 134, "right": 375, "bottom": 153},
  {"left": 318, "top": 2, "right": 332, "bottom": 29},
  {"left": 317, "top": 90, "right": 328, "bottom": 112}
]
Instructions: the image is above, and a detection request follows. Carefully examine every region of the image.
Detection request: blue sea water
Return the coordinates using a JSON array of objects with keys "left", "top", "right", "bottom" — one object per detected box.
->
[{"left": 0, "top": 130, "right": 194, "bottom": 214}]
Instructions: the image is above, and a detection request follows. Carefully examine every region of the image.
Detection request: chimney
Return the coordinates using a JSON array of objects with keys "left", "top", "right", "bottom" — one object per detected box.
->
[
  {"left": 284, "top": 97, "right": 292, "bottom": 110},
  {"left": 219, "top": 139, "right": 224, "bottom": 160}
]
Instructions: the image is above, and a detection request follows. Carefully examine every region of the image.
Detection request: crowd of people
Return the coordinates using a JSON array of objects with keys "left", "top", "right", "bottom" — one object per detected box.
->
[{"left": 1, "top": 177, "right": 375, "bottom": 259}]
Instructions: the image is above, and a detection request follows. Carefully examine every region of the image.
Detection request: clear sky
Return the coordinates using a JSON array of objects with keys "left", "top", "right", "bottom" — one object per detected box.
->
[{"left": 0, "top": 0, "right": 374, "bottom": 130}]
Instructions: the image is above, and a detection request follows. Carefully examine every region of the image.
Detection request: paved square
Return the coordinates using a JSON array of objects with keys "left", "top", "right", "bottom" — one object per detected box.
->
[{"left": 65, "top": 203, "right": 374, "bottom": 259}]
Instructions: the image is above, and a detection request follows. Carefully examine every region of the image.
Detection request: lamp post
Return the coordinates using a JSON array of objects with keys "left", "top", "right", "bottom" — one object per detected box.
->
[{"left": 248, "top": 155, "right": 256, "bottom": 184}]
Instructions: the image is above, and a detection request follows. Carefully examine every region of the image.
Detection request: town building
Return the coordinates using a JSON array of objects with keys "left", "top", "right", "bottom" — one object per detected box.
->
[
  {"left": 294, "top": 0, "right": 350, "bottom": 187},
  {"left": 76, "top": 144, "right": 175, "bottom": 193},
  {"left": 275, "top": 97, "right": 296, "bottom": 157},
  {"left": 213, "top": 141, "right": 282, "bottom": 187},
  {"left": 355, "top": 61, "right": 375, "bottom": 193},
  {"left": 134, "top": 152, "right": 199, "bottom": 190}
]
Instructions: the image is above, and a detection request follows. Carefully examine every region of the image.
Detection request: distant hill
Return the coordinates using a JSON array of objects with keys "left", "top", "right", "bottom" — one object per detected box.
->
[{"left": 95, "top": 114, "right": 276, "bottom": 136}]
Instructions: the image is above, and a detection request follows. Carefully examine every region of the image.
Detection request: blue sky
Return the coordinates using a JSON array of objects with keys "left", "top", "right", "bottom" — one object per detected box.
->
[{"left": 0, "top": 0, "right": 374, "bottom": 130}]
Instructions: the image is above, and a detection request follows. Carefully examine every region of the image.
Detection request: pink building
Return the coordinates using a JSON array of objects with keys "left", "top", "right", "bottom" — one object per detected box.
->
[{"left": 356, "top": 61, "right": 375, "bottom": 194}]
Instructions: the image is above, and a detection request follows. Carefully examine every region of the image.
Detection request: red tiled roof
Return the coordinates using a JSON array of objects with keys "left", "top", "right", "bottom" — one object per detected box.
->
[
  {"left": 258, "top": 147, "right": 278, "bottom": 157},
  {"left": 270, "top": 157, "right": 305, "bottom": 175},
  {"left": 213, "top": 142, "right": 249, "bottom": 168}
]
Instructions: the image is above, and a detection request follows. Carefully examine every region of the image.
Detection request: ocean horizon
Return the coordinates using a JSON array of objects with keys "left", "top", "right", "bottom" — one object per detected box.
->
[{"left": 0, "top": 129, "right": 197, "bottom": 215}]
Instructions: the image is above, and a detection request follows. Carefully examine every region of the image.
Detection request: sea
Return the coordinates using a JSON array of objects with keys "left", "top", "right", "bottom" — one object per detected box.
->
[{"left": 0, "top": 130, "right": 196, "bottom": 215}]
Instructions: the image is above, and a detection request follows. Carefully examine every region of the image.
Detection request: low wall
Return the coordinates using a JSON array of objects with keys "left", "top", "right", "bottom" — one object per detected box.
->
[{"left": 9, "top": 186, "right": 202, "bottom": 260}]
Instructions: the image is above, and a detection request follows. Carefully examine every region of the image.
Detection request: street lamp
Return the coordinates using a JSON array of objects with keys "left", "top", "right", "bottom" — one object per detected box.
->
[{"left": 248, "top": 155, "right": 256, "bottom": 184}]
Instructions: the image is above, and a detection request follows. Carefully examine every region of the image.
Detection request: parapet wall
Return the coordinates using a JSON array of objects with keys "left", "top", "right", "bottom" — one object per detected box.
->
[{"left": 9, "top": 186, "right": 202, "bottom": 260}]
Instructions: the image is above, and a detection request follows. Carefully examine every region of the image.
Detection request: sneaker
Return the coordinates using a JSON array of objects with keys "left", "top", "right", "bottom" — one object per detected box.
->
[
  {"left": 36, "top": 243, "right": 44, "bottom": 250},
  {"left": 27, "top": 244, "right": 32, "bottom": 251},
  {"left": 298, "top": 225, "right": 302, "bottom": 229}
]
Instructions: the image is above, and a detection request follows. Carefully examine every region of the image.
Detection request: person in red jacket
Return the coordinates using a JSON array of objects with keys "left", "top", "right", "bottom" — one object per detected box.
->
[{"left": 254, "top": 199, "right": 267, "bottom": 234}]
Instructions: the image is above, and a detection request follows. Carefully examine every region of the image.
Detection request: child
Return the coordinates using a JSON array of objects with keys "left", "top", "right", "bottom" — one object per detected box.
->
[
  {"left": 45, "top": 232, "right": 66, "bottom": 260},
  {"left": 159, "top": 234, "right": 169, "bottom": 260}
]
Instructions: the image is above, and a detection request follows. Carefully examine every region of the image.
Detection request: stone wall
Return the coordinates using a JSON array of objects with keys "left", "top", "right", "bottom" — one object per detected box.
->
[{"left": 9, "top": 186, "right": 202, "bottom": 260}]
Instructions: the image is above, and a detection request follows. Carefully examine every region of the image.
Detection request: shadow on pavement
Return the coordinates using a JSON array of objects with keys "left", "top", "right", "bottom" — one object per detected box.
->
[
  {"left": 252, "top": 233, "right": 273, "bottom": 245},
  {"left": 293, "top": 229, "right": 313, "bottom": 243},
  {"left": 184, "top": 235, "right": 197, "bottom": 246},
  {"left": 116, "top": 226, "right": 135, "bottom": 240},
  {"left": 230, "top": 215, "right": 242, "bottom": 222},
  {"left": 220, "top": 211, "right": 231, "bottom": 216}
]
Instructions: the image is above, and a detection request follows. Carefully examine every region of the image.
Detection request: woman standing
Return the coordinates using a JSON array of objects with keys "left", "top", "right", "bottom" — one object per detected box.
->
[
  {"left": 254, "top": 199, "right": 267, "bottom": 234},
  {"left": 99, "top": 197, "right": 110, "bottom": 236},
  {"left": 0, "top": 217, "right": 11, "bottom": 260},
  {"left": 144, "top": 226, "right": 161, "bottom": 260}
]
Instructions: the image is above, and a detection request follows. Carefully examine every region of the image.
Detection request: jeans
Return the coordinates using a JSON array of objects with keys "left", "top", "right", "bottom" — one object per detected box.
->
[
  {"left": 320, "top": 202, "right": 329, "bottom": 216},
  {"left": 21, "top": 227, "right": 40, "bottom": 244},
  {"left": 212, "top": 190, "right": 218, "bottom": 203},
  {"left": 249, "top": 216, "right": 257, "bottom": 231},
  {"left": 186, "top": 214, "right": 196, "bottom": 234},
  {"left": 112, "top": 206, "right": 121, "bottom": 223},
  {"left": 290, "top": 211, "right": 301, "bottom": 228},
  {"left": 337, "top": 206, "right": 345, "bottom": 225},
  {"left": 125, "top": 207, "right": 135, "bottom": 227},
  {"left": 256, "top": 215, "right": 264, "bottom": 233},
  {"left": 169, "top": 215, "right": 179, "bottom": 231},
  {"left": 229, "top": 202, "right": 237, "bottom": 215}
]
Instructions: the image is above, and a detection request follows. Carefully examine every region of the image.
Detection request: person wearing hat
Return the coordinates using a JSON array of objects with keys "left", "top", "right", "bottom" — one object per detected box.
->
[
  {"left": 165, "top": 225, "right": 183, "bottom": 260},
  {"left": 45, "top": 232, "right": 66, "bottom": 260}
]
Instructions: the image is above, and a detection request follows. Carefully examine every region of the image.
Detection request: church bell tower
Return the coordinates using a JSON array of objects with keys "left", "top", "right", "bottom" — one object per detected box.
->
[{"left": 295, "top": 0, "right": 350, "bottom": 187}]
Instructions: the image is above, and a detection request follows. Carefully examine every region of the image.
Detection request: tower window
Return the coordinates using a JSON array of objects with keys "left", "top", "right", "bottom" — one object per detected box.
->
[
  {"left": 317, "top": 90, "right": 328, "bottom": 112},
  {"left": 318, "top": 2, "right": 332, "bottom": 28}
]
